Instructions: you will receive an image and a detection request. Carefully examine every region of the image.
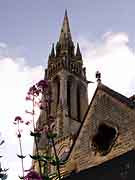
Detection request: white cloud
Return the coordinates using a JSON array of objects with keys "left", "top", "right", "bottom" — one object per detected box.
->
[
  {"left": 0, "top": 42, "right": 7, "bottom": 49},
  {"left": 0, "top": 56, "right": 44, "bottom": 179},
  {"left": 80, "top": 32, "right": 135, "bottom": 101},
  {"left": 102, "top": 32, "right": 128, "bottom": 45}
]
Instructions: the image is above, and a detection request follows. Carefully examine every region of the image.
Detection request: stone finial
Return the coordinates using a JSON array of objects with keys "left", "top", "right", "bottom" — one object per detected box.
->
[
  {"left": 50, "top": 43, "right": 55, "bottom": 58},
  {"left": 76, "top": 43, "right": 82, "bottom": 59},
  {"left": 95, "top": 71, "right": 101, "bottom": 83}
]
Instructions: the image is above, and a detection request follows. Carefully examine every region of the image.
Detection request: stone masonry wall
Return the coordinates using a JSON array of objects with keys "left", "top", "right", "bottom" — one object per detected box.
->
[{"left": 62, "top": 89, "right": 135, "bottom": 175}]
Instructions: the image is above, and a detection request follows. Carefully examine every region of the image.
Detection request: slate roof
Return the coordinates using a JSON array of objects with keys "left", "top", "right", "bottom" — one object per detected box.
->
[
  {"left": 63, "top": 149, "right": 135, "bottom": 180},
  {"left": 98, "top": 83, "right": 135, "bottom": 109}
]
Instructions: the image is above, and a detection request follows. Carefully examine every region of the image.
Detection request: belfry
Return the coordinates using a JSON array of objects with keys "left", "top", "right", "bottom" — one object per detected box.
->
[{"left": 37, "top": 10, "right": 89, "bottom": 139}]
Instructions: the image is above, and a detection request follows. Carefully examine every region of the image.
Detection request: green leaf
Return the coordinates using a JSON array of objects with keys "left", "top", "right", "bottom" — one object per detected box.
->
[
  {"left": 47, "top": 133, "right": 57, "bottom": 139},
  {"left": 42, "top": 175, "right": 51, "bottom": 180},
  {"left": 0, "top": 174, "right": 4, "bottom": 178},
  {"left": 3, "top": 169, "right": 8, "bottom": 172},
  {"left": 17, "top": 154, "right": 26, "bottom": 159},
  {"left": 50, "top": 158, "right": 66, "bottom": 166},
  {"left": 29, "top": 154, "right": 40, "bottom": 160},
  {"left": 0, "top": 140, "right": 4, "bottom": 146},
  {"left": 30, "top": 131, "right": 41, "bottom": 137},
  {"left": 49, "top": 172, "right": 58, "bottom": 179},
  {"left": 0, "top": 173, "right": 8, "bottom": 180},
  {"left": 42, "top": 155, "right": 54, "bottom": 161},
  {"left": 50, "top": 159, "right": 57, "bottom": 166},
  {"left": 18, "top": 175, "right": 24, "bottom": 179},
  {"left": 39, "top": 157, "right": 47, "bottom": 163}
]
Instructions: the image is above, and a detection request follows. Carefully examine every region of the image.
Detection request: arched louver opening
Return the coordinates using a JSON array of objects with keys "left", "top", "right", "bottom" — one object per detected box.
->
[
  {"left": 77, "top": 85, "right": 80, "bottom": 121},
  {"left": 67, "top": 80, "right": 71, "bottom": 117},
  {"left": 57, "top": 79, "right": 60, "bottom": 106},
  {"left": 53, "top": 76, "right": 60, "bottom": 108}
]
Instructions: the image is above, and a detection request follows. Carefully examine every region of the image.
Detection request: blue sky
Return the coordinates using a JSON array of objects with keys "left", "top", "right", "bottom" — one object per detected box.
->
[
  {"left": 1, "top": 0, "right": 135, "bottom": 179},
  {"left": 0, "top": 0, "right": 135, "bottom": 66}
]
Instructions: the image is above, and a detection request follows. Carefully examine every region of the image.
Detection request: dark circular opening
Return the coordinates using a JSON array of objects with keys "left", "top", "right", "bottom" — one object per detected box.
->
[{"left": 92, "top": 124, "right": 117, "bottom": 155}]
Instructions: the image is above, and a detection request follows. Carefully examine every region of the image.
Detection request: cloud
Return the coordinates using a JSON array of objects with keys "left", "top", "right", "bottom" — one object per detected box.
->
[
  {"left": 79, "top": 32, "right": 135, "bottom": 101},
  {"left": 0, "top": 55, "right": 44, "bottom": 179},
  {"left": 0, "top": 42, "right": 7, "bottom": 49},
  {"left": 102, "top": 32, "right": 128, "bottom": 45}
]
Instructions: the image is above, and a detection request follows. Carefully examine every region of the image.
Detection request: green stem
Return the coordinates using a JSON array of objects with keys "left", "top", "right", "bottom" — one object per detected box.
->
[
  {"left": 17, "top": 122, "right": 24, "bottom": 178},
  {"left": 32, "top": 96, "right": 42, "bottom": 176},
  {"left": 51, "top": 137, "right": 61, "bottom": 180},
  {"left": 43, "top": 161, "right": 48, "bottom": 179},
  {"left": 32, "top": 96, "right": 35, "bottom": 130},
  {"left": 34, "top": 136, "right": 42, "bottom": 176},
  {"left": 46, "top": 86, "right": 61, "bottom": 179},
  {"left": 18, "top": 137, "right": 25, "bottom": 178}
]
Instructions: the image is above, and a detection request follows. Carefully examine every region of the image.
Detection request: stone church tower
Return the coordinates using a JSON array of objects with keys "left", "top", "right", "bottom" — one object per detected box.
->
[
  {"left": 35, "top": 11, "right": 135, "bottom": 180},
  {"left": 37, "top": 10, "right": 89, "bottom": 139}
]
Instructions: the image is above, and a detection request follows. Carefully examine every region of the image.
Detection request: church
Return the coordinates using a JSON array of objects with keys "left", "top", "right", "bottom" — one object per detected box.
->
[{"left": 35, "top": 11, "right": 135, "bottom": 179}]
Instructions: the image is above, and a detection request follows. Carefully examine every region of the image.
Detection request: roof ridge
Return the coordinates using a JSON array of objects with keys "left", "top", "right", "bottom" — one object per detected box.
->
[{"left": 98, "top": 83, "right": 135, "bottom": 109}]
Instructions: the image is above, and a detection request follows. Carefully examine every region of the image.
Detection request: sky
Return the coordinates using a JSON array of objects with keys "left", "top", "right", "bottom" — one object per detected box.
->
[{"left": 1, "top": 0, "right": 135, "bottom": 179}]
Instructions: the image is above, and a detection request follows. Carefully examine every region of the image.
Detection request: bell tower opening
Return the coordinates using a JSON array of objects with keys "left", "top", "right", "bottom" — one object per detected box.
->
[
  {"left": 67, "top": 79, "right": 71, "bottom": 117},
  {"left": 56, "top": 78, "right": 60, "bottom": 106},
  {"left": 77, "top": 85, "right": 80, "bottom": 121}
]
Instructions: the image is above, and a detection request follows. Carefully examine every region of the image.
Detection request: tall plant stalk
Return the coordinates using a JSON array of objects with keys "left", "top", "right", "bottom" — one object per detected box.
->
[
  {"left": 51, "top": 137, "right": 61, "bottom": 179},
  {"left": 14, "top": 116, "right": 25, "bottom": 179},
  {"left": 31, "top": 93, "right": 42, "bottom": 177},
  {"left": 18, "top": 132, "right": 25, "bottom": 178},
  {"left": 46, "top": 86, "right": 61, "bottom": 179}
]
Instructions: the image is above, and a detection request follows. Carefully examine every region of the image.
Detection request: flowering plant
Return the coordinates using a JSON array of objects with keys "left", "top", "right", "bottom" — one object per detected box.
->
[
  {"left": 24, "top": 170, "right": 43, "bottom": 180},
  {"left": 0, "top": 139, "right": 8, "bottom": 180},
  {"left": 14, "top": 79, "right": 62, "bottom": 180}
]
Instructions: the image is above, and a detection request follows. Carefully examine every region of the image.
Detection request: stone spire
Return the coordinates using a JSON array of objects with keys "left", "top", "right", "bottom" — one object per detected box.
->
[
  {"left": 76, "top": 43, "right": 82, "bottom": 59},
  {"left": 56, "top": 10, "right": 74, "bottom": 57},
  {"left": 59, "top": 9, "right": 72, "bottom": 43},
  {"left": 50, "top": 43, "right": 55, "bottom": 58}
]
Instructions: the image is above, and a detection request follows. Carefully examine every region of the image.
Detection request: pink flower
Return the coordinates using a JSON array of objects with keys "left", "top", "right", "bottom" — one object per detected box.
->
[
  {"left": 37, "top": 80, "right": 48, "bottom": 89},
  {"left": 14, "top": 116, "right": 22, "bottom": 122},
  {"left": 14, "top": 116, "right": 23, "bottom": 125},
  {"left": 25, "top": 121, "right": 30, "bottom": 125},
  {"left": 24, "top": 170, "right": 42, "bottom": 180},
  {"left": 28, "top": 85, "right": 39, "bottom": 96},
  {"left": 25, "top": 95, "right": 32, "bottom": 101}
]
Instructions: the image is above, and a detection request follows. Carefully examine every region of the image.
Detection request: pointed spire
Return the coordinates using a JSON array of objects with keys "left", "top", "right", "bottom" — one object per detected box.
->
[
  {"left": 59, "top": 10, "right": 72, "bottom": 43},
  {"left": 65, "top": 8, "right": 67, "bottom": 16},
  {"left": 76, "top": 43, "right": 82, "bottom": 59},
  {"left": 50, "top": 43, "right": 55, "bottom": 57}
]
